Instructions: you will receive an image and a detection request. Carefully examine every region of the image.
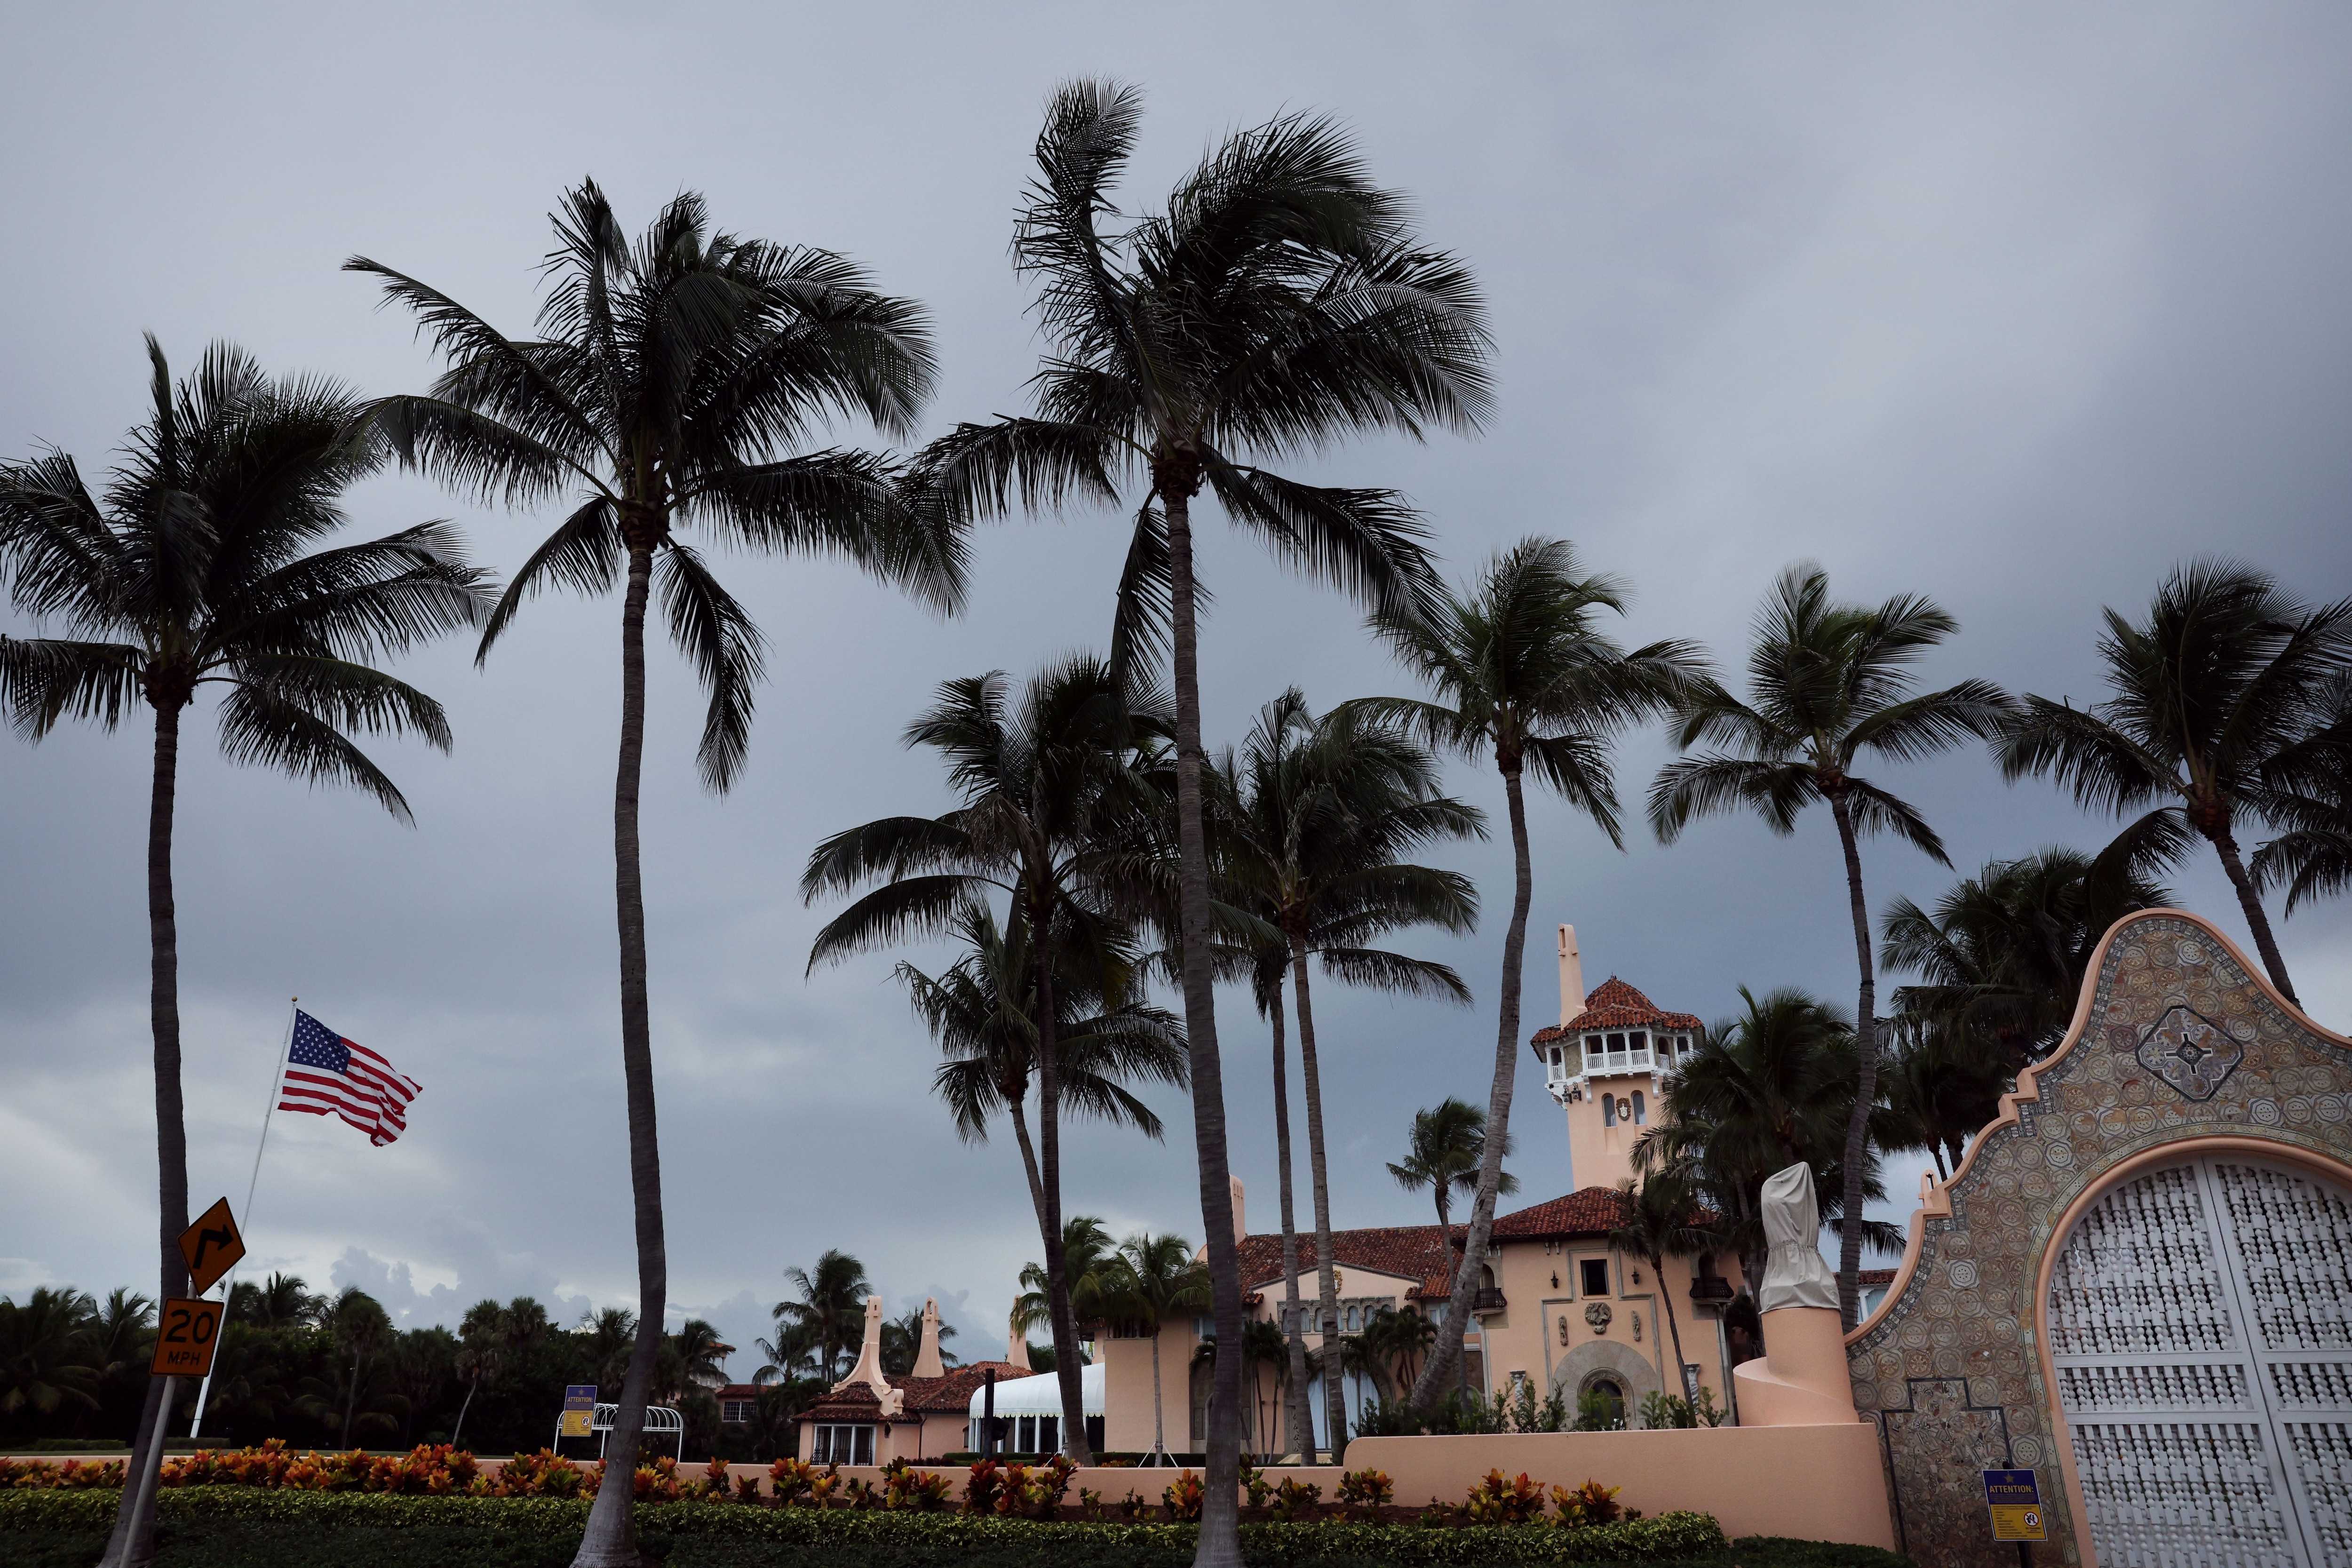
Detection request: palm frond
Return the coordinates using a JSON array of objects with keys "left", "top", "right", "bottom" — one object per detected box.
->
[{"left": 654, "top": 545, "right": 766, "bottom": 792}]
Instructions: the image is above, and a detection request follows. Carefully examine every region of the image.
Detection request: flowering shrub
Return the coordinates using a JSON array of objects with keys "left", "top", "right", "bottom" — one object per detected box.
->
[
  {"left": 702, "top": 1457, "right": 730, "bottom": 1496},
  {"left": 1239, "top": 1459, "right": 1272, "bottom": 1511},
  {"left": 1550, "top": 1478, "right": 1623, "bottom": 1526},
  {"left": 1269, "top": 1476, "right": 1322, "bottom": 1522},
  {"left": 995, "top": 1455, "right": 1074, "bottom": 1520},
  {"left": 767, "top": 1457, "right": 812, "bottom": 1507},
  {"left": 1467, "top": 1469, "right": 1547, "bottom": 1526},
  {"left": 1336, "top": 1466, "right": 1393, "bottom": 1521},
  {"left": 1, "top": 1456, "right": 127, "bottom": 1489},
  {"left": 733, "top": 1472, "right": 763, "bottom": 1503},
  {"left": 804, "top": 1465, "right": 842, "bottom": 1510},
  {"left": 1160, "top": 1468, "right": 1204, "bottom": 1522},
  {"left": 881, "top": 1458, "right": 953, "bottom": 1512},
  {"left": 961, "top": 1457, "right": 1001, "bottom": 1516}
]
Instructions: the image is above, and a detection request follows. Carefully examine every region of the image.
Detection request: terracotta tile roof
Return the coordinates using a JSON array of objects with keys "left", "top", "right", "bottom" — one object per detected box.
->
[
  {"left": 714, "top": 1384, "right": 762, "bottom": 1401},
  {"left": 1234, "top": 1223, "right": 1461, "bottom": 1296},
  {"left": 793, "top": 1379, "right": 887, "bottom": 1425},
  {"left": 894, "top": 1361, "right": 1036, "bottom": 1414},
  {"left": 1231, "top": 1189, "right": 1649, "bottom": 1301},
  {"left": 1858, "top": 1268, "right": 1897, "bottom": 1288},
  {"left": 1488, "top": 1187, "right": 1636, "bottom": 1238},
  {"left": 1529, "top": 977, "right": 1704, "bottom": 1044}
]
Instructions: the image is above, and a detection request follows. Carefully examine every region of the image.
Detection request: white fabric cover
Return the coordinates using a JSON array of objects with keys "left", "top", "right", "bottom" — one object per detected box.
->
[
  {"left": 967, "top": 1359, "right": 1104, "bottom": 1417},
  {"left": 1757, "top": 1162, "right": 1840, "bottom": 1313}
]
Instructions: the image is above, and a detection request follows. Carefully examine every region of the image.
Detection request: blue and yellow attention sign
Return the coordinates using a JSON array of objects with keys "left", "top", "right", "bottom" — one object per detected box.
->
[
  {"left": 1983, "top": 1469, "right": 2047, "bottom": 1542},
  {"left": 559, "top": 1385, "right": 597, "bottom": 1439}
]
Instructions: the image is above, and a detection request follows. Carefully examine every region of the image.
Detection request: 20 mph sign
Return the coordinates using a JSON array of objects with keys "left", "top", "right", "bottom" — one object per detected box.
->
[{"left": 152, "top": 1298, "right": 226, "bottom": 1377}]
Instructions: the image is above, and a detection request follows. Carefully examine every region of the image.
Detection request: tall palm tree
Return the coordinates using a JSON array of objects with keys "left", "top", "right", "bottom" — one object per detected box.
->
[
  {"left": 1088, "top": 1231, "right": 1212, "bottom": 1465},
  {"left": 348, "top": 182, "right": 954, "bottom": 1566},
  {"left": 663, "top": 1319, "right": 731, "bottom": 1401},
  {"left": 1998, "top": 561, "right": 2352, "bottom": 1006},
  {"left": 1635, "top": 988, "right": 1883, "bottom": 1289},
  {"left": 753, "top": 1319, "right": 823, "bottom": 1387},
  {"left": 228, "top": 1273, "right": 320, "bottom": 1332},
  {"left": 1015, "top": 1216, "right": 1119, "bottom": 1339},
  {"left": 807, "top": 657, "right": 1174, "bottom": 1461},
  {"left": 324, "top": 1287, "right": 394, "bottom": 1449},
  {"left": 578, "top": 1307, "right": 638, "bottom": 1393},
  {"left": 915, "top": 84, "right": 1489, "bottom": 1555},
  {"left": 1352, "top": 537, "right": 1702, "bottom": 1404},
  {"left": 774, "top": 1251, "right": 872, "bottom": 1384},
  {"left": 1385, "top": 1097, "right": 1516, "bottom": 1396},
  {"left": 0, "top": 340, "right": 487, "bottom": 1567},
  {"left": 1880, "top": 847, "right": 2170, "bottom": 1068},
  {"left": 1386, "top": 1098, "right": 1518, "bottom": 1237},
  {"left": 1608, "top": 1171, "right": 1714, "bottom": 1404},
  {"left": 1651, "top": 564, "right": 2009, "bottom": 1328},
  {"left": 1215, "top": 689, "right": 1479, "bottom": 1458},
  {"left": 1870, "top": 1014, "right": 2009, "bottom": 1180},
  {"left": 448, "top": 1299, "right": 505, "bottom": 1450},
  {"left": 2249, "top": 676, "right": 2352, "bottom": 916},
  {"left": 0, "top": 1288, "right": 102, "bottom": 1420},
  {"left": 881, "top": 1308, "right": 959, "bottom": 1377}
]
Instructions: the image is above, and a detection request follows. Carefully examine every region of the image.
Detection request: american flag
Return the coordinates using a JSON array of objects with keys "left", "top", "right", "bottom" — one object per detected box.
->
[{"left": 278, "top": 1010, "right": 421, "bottom": 1146}]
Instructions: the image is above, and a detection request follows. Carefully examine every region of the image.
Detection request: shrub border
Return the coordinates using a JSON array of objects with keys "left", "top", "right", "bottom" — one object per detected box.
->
[{"left": 0, "top": 1486, "right": 1730, "bottom": 1563}]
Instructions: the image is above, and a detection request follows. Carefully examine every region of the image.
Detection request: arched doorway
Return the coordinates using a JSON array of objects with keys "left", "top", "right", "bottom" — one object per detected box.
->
[{"left": 2048, "top": 1155, "right": 2352, "bottom": 1567}]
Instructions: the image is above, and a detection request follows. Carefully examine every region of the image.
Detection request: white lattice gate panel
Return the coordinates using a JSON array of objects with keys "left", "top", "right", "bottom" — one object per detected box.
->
[
  {"left": 2049, "top": 1159, "right": 2352, "bottom": 1568},
  {"left": 2211, "top": 1163, "right": 2352, "bottom": 1568}
]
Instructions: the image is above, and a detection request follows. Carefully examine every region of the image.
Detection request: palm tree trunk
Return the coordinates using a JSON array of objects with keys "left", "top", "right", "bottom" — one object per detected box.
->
[
  {"left": 1029, "top": 896, "right": 1091, "bottom": 1462},
  {"left": 1007, "top": 1102, "right": 1050, "bottom": 1227},
  {"left": 452, "top": 1377, "right": 477, "bottom": 1449},
  {"left": 1828, "top": 792, "right": 1877, "bottom": 1333},
  {"left": 2208, "top": 825, "right": 2299, "bottom": 1004},
  {"left": 102, "top": 700, "right": 191, "bottom": 1568},
  {"left": 1411, "top": 764, "right": 1533, "bottom": 1409},
  {"left": 1269, "top": 985, "right": 1312, "bottom": 1461},
  {"left": 342, "top": 1354, "right": 359, "bottom": 1448},
  {"left": 575, "top": 540, "right": 667, "bottom": 1568},
  {"left": 1161, "top": 484, "right": 1244, "bottom": 1568},
  {"left": 1150, "top": 1331, "right": 1165, "bottom": 1456},
  {"left": 1655, "top": 1251, "right": 1688, "bottom": 1403},
  {"left": 1289, "top": 941, "right": 1347, "bottom": 1463}
]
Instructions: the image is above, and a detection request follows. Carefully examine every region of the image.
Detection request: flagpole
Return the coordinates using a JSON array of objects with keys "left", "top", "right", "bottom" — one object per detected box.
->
[{"left": 188, "top": 998, "right": 297, "bottom": 1441}]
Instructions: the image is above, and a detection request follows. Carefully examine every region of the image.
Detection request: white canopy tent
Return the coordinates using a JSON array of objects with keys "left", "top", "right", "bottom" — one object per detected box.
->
[{"left": 965, "top": 1362, "right": 1103, "bottom": 1454}]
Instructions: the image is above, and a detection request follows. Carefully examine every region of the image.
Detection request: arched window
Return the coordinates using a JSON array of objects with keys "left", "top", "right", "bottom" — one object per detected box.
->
[
  {"left": 1631, "top": 1090, "right": 1646, "bottom": 1125},
  {"left": 1601, "top": 1094, "right": 1617, "bottom": 1127}
]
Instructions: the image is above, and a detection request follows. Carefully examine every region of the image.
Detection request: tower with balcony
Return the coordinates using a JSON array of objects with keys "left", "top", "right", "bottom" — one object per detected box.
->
[{"left": 1528, "top": 924, "right": 1703, "bottom": 1191}]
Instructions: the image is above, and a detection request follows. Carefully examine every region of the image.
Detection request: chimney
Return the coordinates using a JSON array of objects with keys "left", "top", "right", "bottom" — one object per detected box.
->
[
  {"left": 834, "top": 1296, "right": 889, "bottom": 1393},
  {"left": 912, "top": 1297, "right": 946, "bottom": 1378},
  {"left": 1558, "top": 924, "right": 1585, "bottom": 1027},
  {"left": 1230, "top": 1174, "right": 1247, "bottom": 1246},
  {"left": 1007, "top": 1306, "right": 1026, "bottom": 1371}
]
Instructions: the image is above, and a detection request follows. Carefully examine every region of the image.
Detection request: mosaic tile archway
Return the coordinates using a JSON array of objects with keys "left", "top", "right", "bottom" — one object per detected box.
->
[{"left": 1846, "top": 910, "right": 2352, "bottom": 1566}]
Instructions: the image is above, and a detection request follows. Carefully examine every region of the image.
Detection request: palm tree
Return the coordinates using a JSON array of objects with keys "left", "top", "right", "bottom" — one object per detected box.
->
[
  {"left": 1352, "top": 537, "right": 1702, "bottom": 1403},
  {"left": 1015, "top": 1216, "right": 1119, "bottom": 1338},
  {"left": 2249, "top": 677, "right": 2352, "bottom": 916},
  {"left": 1214, "top": 688, "right": 1479, "bottom": 1458},
  {"left": 774, "top": 1252, "right": 871, "bottom": 1384},
  {"left": 448, "top": 1299, "right": 506, "bottom": 1450},
  {"left": 1635, "top": 988, "right": 1886, "bottom": 1288},
  {"left": 1880, "top": 847, "right": 2171, "bottom": 1068},
  {"left": 1089, "top": 1231, "right": 1213, "bottom": 1465},
  {"left": 348, "top": 182, "right": 952, "bottom": 1566},
  {"left": 1385, "top": 1097, "right": 1516, "bottom": 1396},
  {"left": 0, "top": 1288, "right": 102, "bottom": 1420},
  {"left": 228, "top": 1274, "right": 320, "bottom": 1332},
  {"left": 1871, "top": 1015, "right": 2009, "bottom": 1180},
  {"left": 1357, "top": 1304, "right": 1435, "bottom": 1401},
  {"left": 807, "top": 657, "right": 1175, "bottom": 1461},
  {"left": 1387, "top": 1097, "right": 1518, "bottom": 1237},
  {"left": 323, "top": 1287, "right": 394, "bottom": 1449},
  {"left": 1651, "top": 564, "right": 2009, "bottom": 1328},
  {"left": 1608, "top": 1171, "right": 1714, "bottom": 1403},
  {"left": 663, "top": 1319, "right": 732, "bottom": 1401},
  {"left": 914, "top": 84, "right": 1490, "bottom": 1555},
  {"left": 753, "top": 1318, "right": 824, "bottom": 1387},
  {"left": 0, "top": 340, "right": 487, "bottom": 1565},
  {"left": 1998, "top": 562, "right": 2352, "bottom": 1005}
]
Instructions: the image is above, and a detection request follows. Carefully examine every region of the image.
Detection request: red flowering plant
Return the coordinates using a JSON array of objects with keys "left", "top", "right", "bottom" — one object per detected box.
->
[
  {"left": 767, "top": 1457, "right": 814, "bottom": 1507},
  {"left": 1467, "top": 1469, "right": 1546, "bottom": 1526},
  {"left": 880, "top": 1458, "right": 952, "bottom": 1512},
  {"left": 1161, "top": 1469, "right": 1204, "bottom": 1522},
  {"left": 994, "top": 1455, "right": 1075, "bottom": 1520},
  {"left": 1, "top": 1457, "right": 129, "bottom": 1490},
  {"left": 701, "top": 1457, "right": 730, "bottom": 1498},
  {"left": 961, "top": 1457, "right": 1002, "bottom": 1516},
  {"left": 1551, "top": 1478, "right": 1624, "bottom": 1526}
]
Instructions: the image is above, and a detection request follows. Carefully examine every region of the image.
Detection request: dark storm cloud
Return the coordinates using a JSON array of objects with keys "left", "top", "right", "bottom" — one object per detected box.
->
[{"left": 5, "top": 1, "right": 2350, "bottom": 1376}]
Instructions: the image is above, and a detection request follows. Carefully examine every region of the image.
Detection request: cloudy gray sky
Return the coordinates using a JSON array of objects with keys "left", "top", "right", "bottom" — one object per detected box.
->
[{"left": 7, "top": 2, "right": 2351, "bottom": 1375}]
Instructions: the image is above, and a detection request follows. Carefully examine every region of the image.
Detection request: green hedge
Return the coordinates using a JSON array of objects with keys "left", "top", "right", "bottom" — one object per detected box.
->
[{"left": 0, "top": 1488, "right": 1905, "bottom": 1568}]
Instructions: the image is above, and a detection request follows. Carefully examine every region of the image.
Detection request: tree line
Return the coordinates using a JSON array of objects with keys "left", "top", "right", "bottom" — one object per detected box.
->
[{"left": 6, "top": 72, "right": 2348, "bottom": 1568}]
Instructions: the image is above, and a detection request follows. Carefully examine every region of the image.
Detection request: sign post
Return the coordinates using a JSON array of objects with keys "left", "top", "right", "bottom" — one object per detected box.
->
[
  {"left": 1983, "top": 1468, "right": 2047, "bottom": 1555},
  {"left": 557, "top": 1385, "right": 597, "bottom": 1446}
]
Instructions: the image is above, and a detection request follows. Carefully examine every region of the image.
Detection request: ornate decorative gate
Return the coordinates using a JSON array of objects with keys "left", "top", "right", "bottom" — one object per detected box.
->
[
  {"left": 1846, "top": 911, "right": 2352, "bottom": 1566},
  {"left": 2050, "top": 1157, "right": 2352, "bottom": 1566}
]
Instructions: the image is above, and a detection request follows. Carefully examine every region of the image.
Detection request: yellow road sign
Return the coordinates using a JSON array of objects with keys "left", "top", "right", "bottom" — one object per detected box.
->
[
  {"left": 178, "top": 1198, "right": 245, "bottom": 1296},
  {"left": 153, "top": 1298, "right": 226, "bottom": 1377}
]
